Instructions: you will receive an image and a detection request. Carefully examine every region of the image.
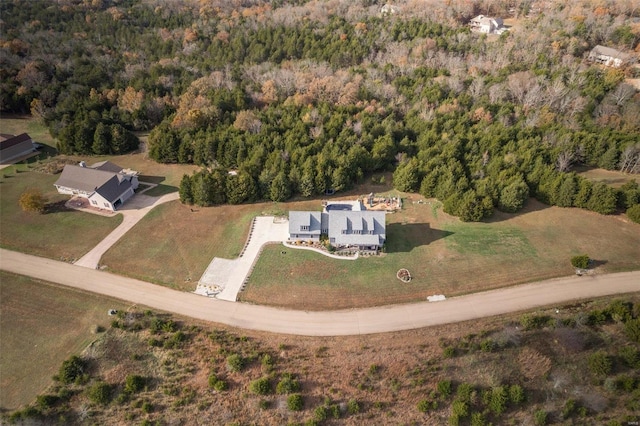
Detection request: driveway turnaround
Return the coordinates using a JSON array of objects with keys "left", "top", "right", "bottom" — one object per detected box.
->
[
  {"left": 197, "top": 216, "right": 289, "bottom": 301},
  {"left": 1, "top": 249, "right": 638, "bottom": 336},
  {"left": 74, "top": 192, "right": 179, "bottom": 269}
]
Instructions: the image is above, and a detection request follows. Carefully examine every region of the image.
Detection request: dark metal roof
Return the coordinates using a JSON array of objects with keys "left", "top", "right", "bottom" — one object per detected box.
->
[{"left": 0, "top": 133, "right": 32, "bottom": 150}]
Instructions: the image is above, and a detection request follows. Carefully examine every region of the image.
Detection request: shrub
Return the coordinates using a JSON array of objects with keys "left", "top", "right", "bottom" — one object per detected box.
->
[
  {"left": 314, "top": 405, "right": 329, "bottom": 422},
  {"left": 470, "top": 412, "right": 486, "bottom": 426},
  {"left": 208, "top": 373, "right": 227, "bottom": 391},
  {"left": 451, "top": 400, "right": 468, "bottom": 418},
  {"left": 258, "top": 399, "right": 270, "bottom": 410},
  {"left": 562, "top": 398, "right": 577, "bottom": 419},
  {"left": 520, "top": 314, "right": 553, "bottom": 330},
  {"left": 249, "top": 377, "right": 272, "bottom": 395},
  {"left": 19, "top": 188, "right": 47, "bottom": 213},
  {"left": 347, "top": 398, "right": 360, "bottom": 415},
  {"left": 509, "top": 384, "right": 525, "bottom": 404},
  {"left": 607, "top": 300, "right": 633, "bottom": 322},
  {"left": 36, "top": 394, "right": 59, "bottom": 410},
  {"left": 226, "top": 354, "right": 244, "bottom": 372},
  {"left": 261, "top": 354, "right": 274, "bottom": 372},
  {"left": 276, "top": 373, "right": 301, "bottom": 394},
  {"left": 489, "top": 386, "right": 507, "bottom": 415},
  {"left": 437, "top": 380, "right": 452, "bottom": 398},
  {"left": 87, "top": 381, "right": 112, "bottom": 405},
  {"left": 626, "top": 204, "right": 640, "bottom": 224},
  {"left": 456, "top": 383, "right": 474, "bottom": 403},
  {"left": 624, "top": 318, "right": 640, "bottom": 343},
  {"left": 588, "top": 351, "right": 612, "bottom": 376},
  {"left": 619, "top": 346, "right": 639, "bottom": 368},
  {"left": 571, "top": 254, "right": 590, "bottom": 269},
  {"left": 480, "top": 339, "right": 495, "bottom": 352},
  {"left": 287, "top": 393, "right": 304, "bottom": 411},
  {"left": 58, "top": 356, "right": 86, "bottom": 384},
  {"left": 124, "top": 375, "right": 146, "bottom": 394},
  {"left": 534, "top": 409, "right": 548, "bottom": 426},
  {"left": 142, "top": 401, "right": 153, "bottom": 413},
  {"left": 443, "top": 346, "right": 456, "bottom": 358},
  {"left": 417, "top": 399, "right": 437, "bottom": 412}
]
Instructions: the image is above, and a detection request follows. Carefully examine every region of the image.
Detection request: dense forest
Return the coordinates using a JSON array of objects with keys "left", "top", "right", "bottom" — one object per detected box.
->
[{"left": 1, "top": 0, "right": 639, "bottom": 220}]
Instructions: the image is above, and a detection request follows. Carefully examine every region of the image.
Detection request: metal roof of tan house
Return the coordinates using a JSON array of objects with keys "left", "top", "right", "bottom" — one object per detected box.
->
[{"left": 590, "top": 45, "right": 631, "bottom": 60}]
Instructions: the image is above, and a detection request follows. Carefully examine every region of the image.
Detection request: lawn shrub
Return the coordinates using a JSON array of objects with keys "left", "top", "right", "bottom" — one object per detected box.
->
[
  {"left": 276, "top": 373, "right": 301, "bottom": 394},
  {"left": 562, "top": 398, "right": 577, "bottom": 419},
  {"left": 287, "top": 393, "right": 304, "bottom": 411},
  {"left": 124, "top": 375, "right": 146, "bottom": 394},
  {"left": 313, "top": 405, "right": 328, "bottom": 422},
  {"left": 451, "top": 400, "right": 469, "bottom": 418},
  {"left": 588, "top": 351, "right": 612, "bottom": 376},
  {"left": 480, "top": 339, "right": 495, "bottom": 352},
  {"left": 261, "top": 354, "right": 274, "bottom": 372},
  {"left": 437, "top": 380, "right": 452, "bottom": 398},
  {"left": 443, "top": 346, "right": 456, "bottom": 358},
  {"left": 87, "top": 381, "right": 112, "bottom": 405},
  {"left": 607, "top": 300, "right": 633, "bottom": 322},
  {"left": 534, "top": 409, "right": 548, "bottom": 425},
  {"left": 619, "top": 346, "right": 639, "bottom": 368},
  {"left": 571, "top": 254, "right": 590, "bottom": 269},
  {"left": 456, "top": 383, "right": 474, "bottom": 403},
  {"left": 470, "top": 412, "right": 486, "bottom": 426},
  {"left": 226, "top": 354, "right": 244, "bottom": 372},
  {"left": 624, "top": 318, "right": 640, "bottom": 343},
  {"left": 57, "top": 356, "right": 87, "bottom": 384},
  {"left": 520, "top": 314, "right": 553, "bottom": 330},
  {"left": 489, "top": 386, "right": 508, "bottom": 415},
  {"left": 208, "top": 373, "right": 228, "bottom": 391},
  {"left": 417, "top": 399, "right": 437, "bottom": 412},
  {"left": 249, "top": 377, "right": 272, "bottom": 395},
  {"left": 347, "top": 398, "right": 360, "bottom": 415},
  {"left": 509, "top": 384, "right": 525, "bottom": 404},
  {"left": 36, "top": 394, "right": 59, "bottom": 410},
  {"left": 626, "top": 204, "right": 640, "bottom": 224}
]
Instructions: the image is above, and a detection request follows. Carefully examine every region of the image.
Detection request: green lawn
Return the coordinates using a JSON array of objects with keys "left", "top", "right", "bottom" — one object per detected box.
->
[
  {"left": 240, "top": 198, "right": 640, "bottom": 310},
  {"left": 0, "top": 115, "right": 57, "bottom": 149},
  {"left": 0, "top": 170, "right": 122, "bottom": 261},
  {"left": 0, "top": 272, "right": 126, "bottom": 411}
]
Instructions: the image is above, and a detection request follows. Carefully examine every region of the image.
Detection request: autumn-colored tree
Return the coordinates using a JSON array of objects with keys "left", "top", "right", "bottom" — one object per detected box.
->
[{"left": 19, "top": 189, "right": 47, "bottom": 214}]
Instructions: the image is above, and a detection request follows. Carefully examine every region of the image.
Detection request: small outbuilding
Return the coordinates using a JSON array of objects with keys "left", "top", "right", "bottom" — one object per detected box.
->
[{"left": 0, "top": 133, "right": 35, "bottom": 164}]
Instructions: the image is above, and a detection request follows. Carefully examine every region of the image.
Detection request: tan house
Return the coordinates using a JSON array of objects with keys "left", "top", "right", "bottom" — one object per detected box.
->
[
  {"left": 54, "top": 161, "right": 139, "bottom": 211},
  {"left": 0, "top": 133, "right": 35, "bottom": 163},
  {"left": 587, "top": 45, "right": 632, "bottom": 68}
]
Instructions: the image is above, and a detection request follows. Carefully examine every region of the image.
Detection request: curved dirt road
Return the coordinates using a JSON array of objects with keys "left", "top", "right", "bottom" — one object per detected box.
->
[{"left": 1, "top": 249, "right": 638, "bottom": 336}]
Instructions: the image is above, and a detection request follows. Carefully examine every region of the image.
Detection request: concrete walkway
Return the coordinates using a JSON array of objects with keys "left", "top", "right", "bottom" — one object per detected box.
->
[
  {"left": 197, "top": 216, "right": 289, "bottom": 301},
  {"left": 74, "top": 192, "right": 179, "bottom": 269},
  {"left": 1, "top": 248, "right": 638, "bottom": 336}
]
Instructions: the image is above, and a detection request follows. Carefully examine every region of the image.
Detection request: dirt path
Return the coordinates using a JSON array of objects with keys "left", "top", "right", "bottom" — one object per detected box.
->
[
  {"left": 2, "top": 248, "right": 638, "bottom": 336},
  {"left": 74, "top": 192, "right": 179, "bottom": 269}
]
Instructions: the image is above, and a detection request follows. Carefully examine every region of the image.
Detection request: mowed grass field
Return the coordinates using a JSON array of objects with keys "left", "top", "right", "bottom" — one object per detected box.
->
[
  {"left": 0, "top": 169, "right": 122, "bottom": 261},
  {"left": 240, "top": 197, "right": 640, "bottom": 310},
  {"left": 0, "top": 272, "right": 126, "bottom": 411},
  {"left": 100, "top": 199, "right": 321, "bottom": 290},
  {"left": 576, "top": 165, "right": 640, "bottom": 188}
]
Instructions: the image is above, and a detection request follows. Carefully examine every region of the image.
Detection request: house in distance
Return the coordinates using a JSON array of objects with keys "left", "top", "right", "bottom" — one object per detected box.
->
[
  {"left": 587, "top": 45, "right": 633, "bottom": 68},
  {"left": 289, "top": 200, "right": 386, "bottom": 253},
  {"left": 469, "top": 15, "right": 508, "bottom": 35},
  {"left": 54, "top": 161, "right": 139, "bottom": 211}
]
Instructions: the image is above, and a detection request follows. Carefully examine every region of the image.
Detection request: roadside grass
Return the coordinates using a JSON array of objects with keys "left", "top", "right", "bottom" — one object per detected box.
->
[
  {"left": 575, "top": 165, "right": 640, "bottom": 188},
  {"left": 241, "top": 198, "right": 640, "bottom": 310},
  {"left": 0, "top": 170, "right": 122, "bottom": 261},
  {"left": 0, "top": 271, "right": 125, "bottom": 411}
]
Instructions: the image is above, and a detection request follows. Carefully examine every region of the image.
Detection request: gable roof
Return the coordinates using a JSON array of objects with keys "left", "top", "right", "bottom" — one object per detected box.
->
[
  {"left": 327, "top": 210, "right": 386, "bottom": 247},
  {"left": 289, "top": 211, "right": 324, "bottom": 235},
  {"left": 55, "top": 165, "right": 120, "bottom": 193},
  {"left": 0, "top": 133, "right": 32, "bottom": 151},
  {"left": 90, "top": 160, "right": 123, "bottom": 173},
  {"left": 94, "top": 174, "right": 133, "bottom": 202},
  {"left": 589, "top": 45, "right": 631, "bottom": 60}
]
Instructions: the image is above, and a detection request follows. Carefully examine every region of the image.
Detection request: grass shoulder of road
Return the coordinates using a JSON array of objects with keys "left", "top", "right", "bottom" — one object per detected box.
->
[
  {"left": 0, "top": 271, "right": 127, "bottom": 411},
  {"left": 0, "top": 169, "right": 123, "bottom": 261},
  {"left": 240, "top": 198, "right": 640, "bottom": 310}
]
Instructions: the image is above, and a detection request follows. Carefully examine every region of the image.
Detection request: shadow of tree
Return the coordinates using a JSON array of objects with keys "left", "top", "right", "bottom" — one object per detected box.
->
[
  {"left": 386, "top": 223, "right": 453, "bottom": 253},
  {"left": 44, "top": 200, "right": 73, "bottom": 214}
]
